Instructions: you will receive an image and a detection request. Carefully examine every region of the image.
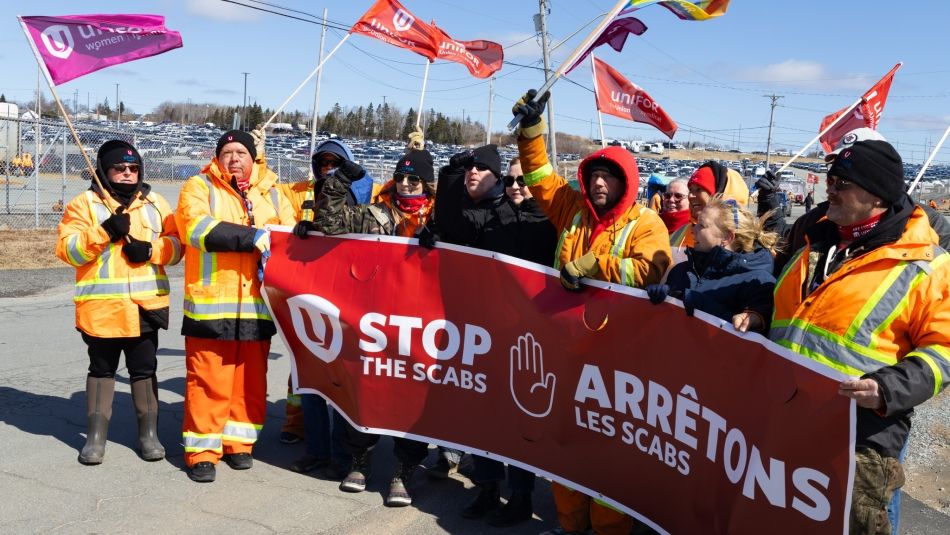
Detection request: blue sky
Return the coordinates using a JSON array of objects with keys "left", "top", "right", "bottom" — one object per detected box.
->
[{"left": 3, "top": 1, "right": 949, "bottom": 163}]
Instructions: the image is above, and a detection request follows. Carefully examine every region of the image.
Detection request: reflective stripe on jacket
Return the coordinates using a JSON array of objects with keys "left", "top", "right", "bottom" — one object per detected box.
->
[
  {"left": 176, "top": 159, "right": 296, "bottom": 340},
  {"left": 519, "top": 135, "right": 670, "bottom": 287},
  {"left": 56, "top": 188, "right": 181, "bottom": 338},
  {"left": 771, "top": 206, "right": 950, "bottom": 396}
]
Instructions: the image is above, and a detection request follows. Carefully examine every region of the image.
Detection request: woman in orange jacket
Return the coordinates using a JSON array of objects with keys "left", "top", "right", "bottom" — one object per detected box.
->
[{"left": 56, "top": 140, "right": 181, "bottom": 465}]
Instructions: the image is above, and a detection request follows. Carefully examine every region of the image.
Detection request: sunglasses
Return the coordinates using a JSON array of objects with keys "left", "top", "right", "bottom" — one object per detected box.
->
[
  {"left": 826, "top": 176, "right": 853, "bottom": 191},
  {"left": 465, "top": 162, "right": 492, "bottom": 172},
  {"left": 111, "top": 163, "right": 139, "bottom": 173},
  {"left": 394, "top": 172, "right": 423, "bottom": 186},
  {"left": 662, "top": 192, "right": 686, "bottom": 200},
  {"left": 504, "top": 175, "right": 526, "bottom": 188},
  {"left": 317, "top": 157, "right": 341, "bottom": 168}
]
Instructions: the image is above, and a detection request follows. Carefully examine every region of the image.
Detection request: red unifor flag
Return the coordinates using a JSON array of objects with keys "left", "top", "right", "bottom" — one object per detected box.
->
[
  {"left": 431, "top": 23, "right": 503, "bottom": 79},
  {"left": 350, "top": 0, "right": 439, "bottom": 61},
  {"left": 819, "top": 63, "right": 901, "bottom": 154},
  {"left": 592, "top": 56, "right": 677, "bottom": 139}
]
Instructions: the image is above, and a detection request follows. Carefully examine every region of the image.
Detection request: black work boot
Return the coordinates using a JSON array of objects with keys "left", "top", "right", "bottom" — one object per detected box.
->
[
  {"left": 78, "top": 376, "right": 115, "bottom": 465},
  {"left": 487, "top": 491, "right": 533, "bottom": 527},
  {"left": 460, "top": 481, "right": 501, "bottom": 518},
  {"left": 131, "top": 375, "right": 164, "bottom": 461}
]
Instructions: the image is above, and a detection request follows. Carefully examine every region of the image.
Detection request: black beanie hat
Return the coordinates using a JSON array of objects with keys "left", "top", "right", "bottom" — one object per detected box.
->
[
  {"left": 395, "top": 149, "right": 435, "bottom": 183},
  {"left": 586, "top": 159, "right": 625, "bottom": 183},
  {"left": 472, "top": 144, "right": 502, "bottom": 178},
  {"left": 97, "top": 139, "right": 143, "bottom": 179},
  {"left": 216, "top": 130, "right": 257, "bottom": 160},
  {"left": 828, "top": 140, "right": 904, "bottom": 204}
]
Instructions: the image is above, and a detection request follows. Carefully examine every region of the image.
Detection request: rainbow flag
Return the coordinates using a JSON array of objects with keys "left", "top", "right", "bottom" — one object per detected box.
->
[{"left": 623, "top": 0, "right": 730, "bottom": 21}]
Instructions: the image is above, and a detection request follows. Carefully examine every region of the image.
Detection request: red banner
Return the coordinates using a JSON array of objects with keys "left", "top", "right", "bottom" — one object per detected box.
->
[
  {"left": 592, "top": 57, "right": 677, "bottom": 139},
  {"left": 350, "top": 0, "right": 439, "bottom": 60},
  {"left": 431, "top": 23, "right": 503, "bottom": 78},
  {"left": 262, "top": 230, "right": 854, "bottom": 535},
  {"left": 819, "top": 63, "right": 901, "bottom": 154}
]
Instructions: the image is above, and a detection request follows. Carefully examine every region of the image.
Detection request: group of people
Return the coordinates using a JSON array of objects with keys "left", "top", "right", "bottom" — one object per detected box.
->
[{"left": 56, "top": 90, "right": 950, "bottom": 535}]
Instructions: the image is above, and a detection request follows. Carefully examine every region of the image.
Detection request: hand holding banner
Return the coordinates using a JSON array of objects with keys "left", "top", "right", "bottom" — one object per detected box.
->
[{"left": 263, "top": 230, "right": 854, "bottom": 535}]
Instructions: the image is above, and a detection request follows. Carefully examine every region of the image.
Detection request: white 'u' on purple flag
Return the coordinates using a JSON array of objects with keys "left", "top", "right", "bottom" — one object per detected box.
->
[{"left": 19, "top": 14, "right": 183, "bottom": 85}]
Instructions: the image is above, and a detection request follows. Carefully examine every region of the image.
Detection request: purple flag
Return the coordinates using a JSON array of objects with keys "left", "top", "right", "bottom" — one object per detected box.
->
[
  {"left": 565, "top": 17, "right": 647, "bottom": 74},
  {"left": 19, "top": 14, "right": 183, "bottom": 85}
]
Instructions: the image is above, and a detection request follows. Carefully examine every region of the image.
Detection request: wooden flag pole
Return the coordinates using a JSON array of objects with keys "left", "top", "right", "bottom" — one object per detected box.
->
[
  {"left": 508, "top": 0, "right": 630, "bottom": 130},
  {"left": 264, "top": 33, "right": 350, "bottom": 128},
  {"left": 908, "top": 123, "right": 950, "bottom": 194},
  {"left": 17, "top": 16, "right": 117, "bottom": 214},
  {"left": 416, "top": 60, "right": 432, "bottom": 130}
]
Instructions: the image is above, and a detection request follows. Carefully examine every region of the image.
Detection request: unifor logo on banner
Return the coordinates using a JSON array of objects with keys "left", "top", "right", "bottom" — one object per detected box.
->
[
  {"left": 392, "top": 8, "right": 414, "bottom": 32},
  {"left": 287, "top": 294, "right": 344, "bottom": 363},
  {"left": 40, "top": 24, "right": 74, "bottom": 60}
]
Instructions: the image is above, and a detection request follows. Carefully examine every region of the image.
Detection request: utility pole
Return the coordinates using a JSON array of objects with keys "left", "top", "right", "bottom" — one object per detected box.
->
[
  {"left": 242, "top": 72, "right": 250, "bottom": 130},
  {"left": 764, "top": 94, "right": 783, "bottom": 166},
  {"left": 115, "top": 83, "right": 120, "bottom": 128},
  {"left": 737, "top": 123, "right": 742, "bottom": 152},
  {"left": 537, "top": 0, "right": 557, "bottom": 166},
  {"left": 382, "top": 95, "right": 387, "bottom": 106}
]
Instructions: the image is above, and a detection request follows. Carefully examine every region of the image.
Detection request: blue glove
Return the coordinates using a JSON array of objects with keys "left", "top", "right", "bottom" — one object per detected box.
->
[
  {"left": 257, "top": 250, "right": 270, "bottom": 282},
  {"left": 683, "top": 289, "right": 696, "bottom": 317},
  {"left": 646, "top": 284, "right": 669, "bottom": 304}
]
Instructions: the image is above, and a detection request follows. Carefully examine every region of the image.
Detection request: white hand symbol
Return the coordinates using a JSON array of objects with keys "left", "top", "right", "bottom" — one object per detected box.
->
[{"left": 509, "top": 332, "right": 557, "bottom": 418}]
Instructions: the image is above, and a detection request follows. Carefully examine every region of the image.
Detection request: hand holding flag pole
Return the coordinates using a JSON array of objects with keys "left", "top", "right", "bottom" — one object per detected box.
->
[
  {"left": 507, "top": 0, "right": 631, "bottom": 131},
  {"left": 908, "top": 123, "right": 950, "bottom": 195}
]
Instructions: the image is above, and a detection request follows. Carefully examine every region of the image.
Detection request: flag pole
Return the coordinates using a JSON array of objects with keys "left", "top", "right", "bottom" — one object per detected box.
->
[
  {"left": 773, "top": 97, "right": 864, "bottom": 175},
  {"left": 508, "top": 0, "right": 630, "bottom": 130},
  {"left": 416, "top": 59, "right": 432, "bottom": 130},
  {"left": 908, "top": 123, "right": 950, "bottom": 194},
  {"left": 264, "top": 33, "right": 350, "bottom": 128},
  {"left": 590, "top": 53, "right": 606, "bottom": 148},
  {"left": 486, "top": 76, "right": 494, "bottom": 145},
  {"left": 309, "top": 7, "right": 329, "bottom": 157},
  {"left": 17, "top": 16, "right": 117, "bottom": 214}
]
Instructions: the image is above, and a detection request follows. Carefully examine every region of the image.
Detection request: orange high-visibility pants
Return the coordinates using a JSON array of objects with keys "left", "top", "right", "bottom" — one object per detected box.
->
[
  {"left": 280, "top": 374, "right": 305, "bottom": 438},
  {"left": 182, "top": 337, "right": 269, "bottom": 467},
  {"left": 552, "top": 482, "right": 635, "bottom": 535}
]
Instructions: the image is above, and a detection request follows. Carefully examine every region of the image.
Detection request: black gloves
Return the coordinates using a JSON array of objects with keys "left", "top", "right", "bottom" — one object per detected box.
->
[
  {"left": 449, "top": 150, "right": 474, "bottom": 169},
  {"left": 293, "top": 220, "right": 317, "bottom": 239},
  {"left": 101, "top": 207, "right": 130, "bottom": 242},
  {"left": 755, "top": 170, "right": 779, "bottom": 194},
  {"left": 646, "top": 284, "right": 669, "bottom": 304},
  {"left": 122, "top": 237, "right": 152, "bottom": 263},
  {"left": 417, "top": 225, "right": 439, "bottom": 249},
  {"left": 514, "top": 89, "right": 550, "bottom": 128},
  {"left": 335, "top": 160, "right": 366, "bottom": 183}
]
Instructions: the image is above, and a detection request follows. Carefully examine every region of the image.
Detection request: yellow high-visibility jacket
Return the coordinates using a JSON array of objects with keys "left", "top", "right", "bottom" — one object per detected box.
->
[
  {"left": 56, "top": 183, "right": 181, "bottom": 338},
  {"left": 176, "top": 159, "right": 295, "bottom": 340}
]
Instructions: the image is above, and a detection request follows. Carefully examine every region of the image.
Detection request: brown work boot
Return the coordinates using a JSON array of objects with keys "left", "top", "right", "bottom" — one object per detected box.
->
[
  {"left": 78, "top": 376, "right": 114, "bottom": 465},
  {"left": 131, "top": 375, "right": 164, "bottom": 461}
]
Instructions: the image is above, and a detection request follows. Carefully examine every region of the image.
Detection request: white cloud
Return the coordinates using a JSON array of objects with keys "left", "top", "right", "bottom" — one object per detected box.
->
[
  {"left": 496, "top": 32, "right": 542, "bottom": 61},
  {"left": 889, "top": 113, "right": 950, "bottom": 131},
  {"left": 185, "top": 0, "right": 260, "bottom": 22},
  {"left": 734, "top": 60, "right": 873, "bottom": 91}
]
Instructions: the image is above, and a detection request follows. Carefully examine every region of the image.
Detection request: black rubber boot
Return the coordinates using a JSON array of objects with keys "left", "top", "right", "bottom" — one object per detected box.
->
[
  {"left": 460, "top": 481, "right": 501, "bottom": 519},
  {"left": 487, "top": 491, "right": 533, "bottom": 527},
  {"left": 78, "top": 376, "right": 114, "bottom": 465},
  {"left": 131, "top": 376, "right": 164, "bottom": 461}
]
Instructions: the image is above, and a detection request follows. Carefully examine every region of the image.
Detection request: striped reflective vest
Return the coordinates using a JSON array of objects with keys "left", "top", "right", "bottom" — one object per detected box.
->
[
  {"left": 771, "top": 208, "right": 950, "bottom": 396},
  {"left": 56, "top": 188, "right": 181, "bottom": 338},
  {"left": 518, "top": 135, "right": 671, "bottom": 287},
  {"left": 176, "top": 160, "right": 296, "bottom": 340}
]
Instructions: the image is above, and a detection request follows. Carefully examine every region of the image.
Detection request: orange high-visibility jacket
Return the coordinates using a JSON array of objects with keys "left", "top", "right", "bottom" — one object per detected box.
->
[
  {"left": 176, "top": 159, "right": 296, "bottom": 340},
  {"left": 519, "top": 134, "right": 671, "bottom": 287},
  {"left": 56, "top": 184, "right": 181, "bottom": 338}
]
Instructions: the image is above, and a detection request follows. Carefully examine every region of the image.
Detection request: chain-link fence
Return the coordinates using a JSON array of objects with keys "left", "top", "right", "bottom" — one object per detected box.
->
[{"left": 0, "top": 117, "right": 316, "bottom": 229}]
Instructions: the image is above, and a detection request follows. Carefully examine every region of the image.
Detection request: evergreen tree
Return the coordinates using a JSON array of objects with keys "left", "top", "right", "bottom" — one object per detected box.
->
[
  {"left": 0, "top": 94, "right": 5, "bottom": 103},
  {"left": 401, "top": 107, "right": 416, "bottom": 139},
  {"left": 364, "top": 103, "right": 375, "bottom": 138}
]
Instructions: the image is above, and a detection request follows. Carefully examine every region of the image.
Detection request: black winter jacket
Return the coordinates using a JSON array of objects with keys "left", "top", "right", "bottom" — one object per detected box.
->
[{"left": 434, "top": 163, "right": 557, "bottom": 266}]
